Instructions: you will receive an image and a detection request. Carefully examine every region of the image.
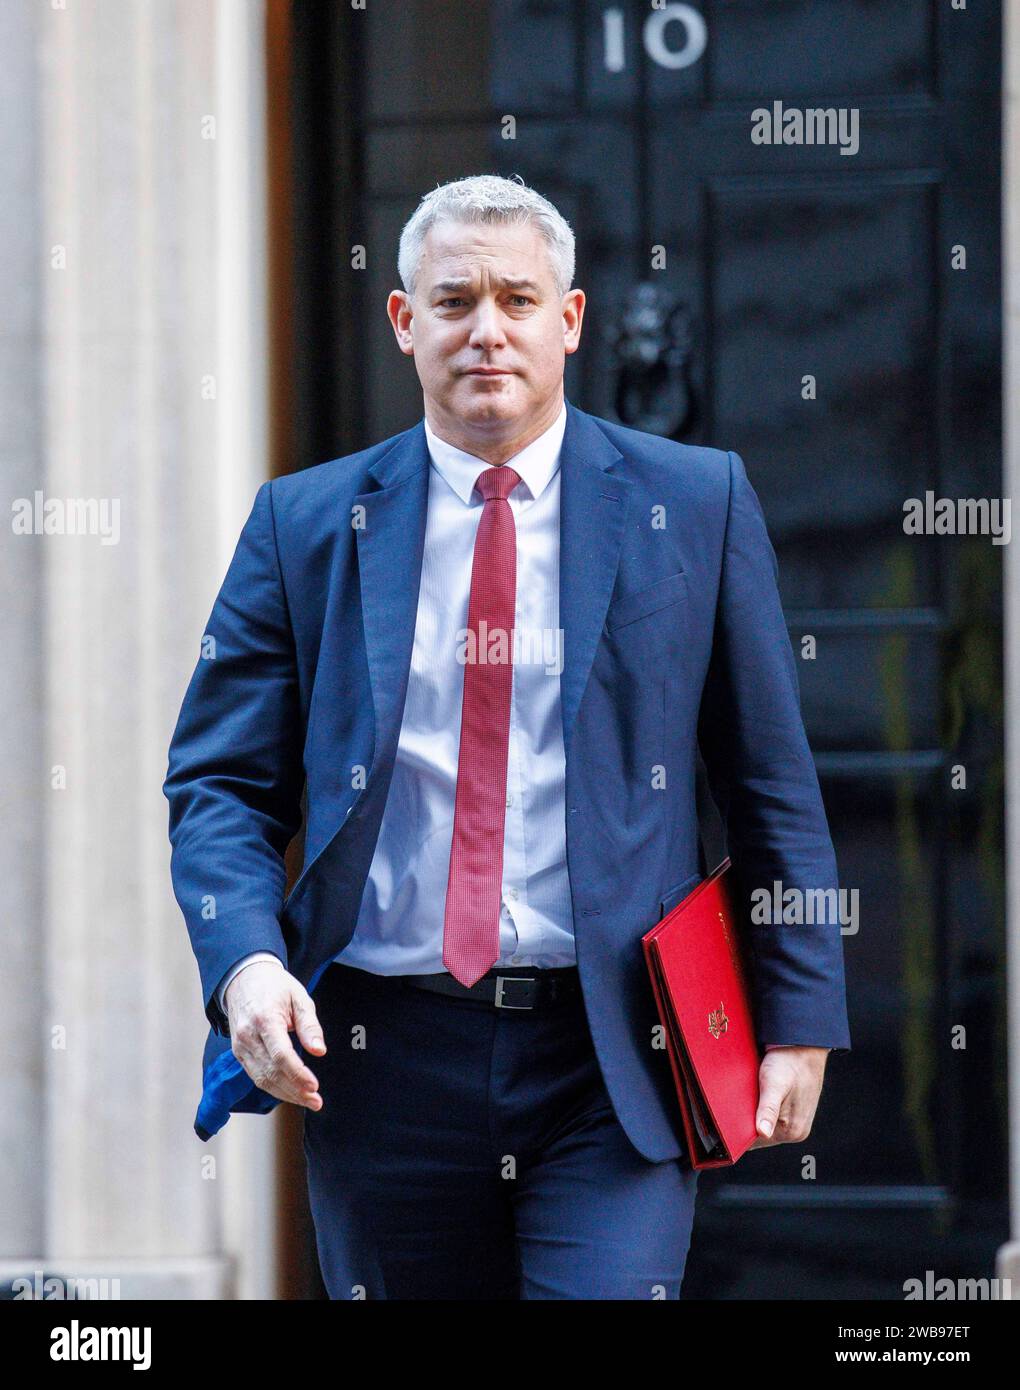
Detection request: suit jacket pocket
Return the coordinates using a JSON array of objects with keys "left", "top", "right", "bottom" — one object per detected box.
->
[
  {"left": 659, "top": 872, "right": 702, "bottom": 921},
  {"left": 605, "top": 570, "right": 687, "bottom": 633}
]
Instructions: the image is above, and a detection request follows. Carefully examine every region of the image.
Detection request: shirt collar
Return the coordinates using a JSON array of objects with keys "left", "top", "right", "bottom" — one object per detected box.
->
[{"left": 423, "top": 402, "right": 567, "bottom": 506}]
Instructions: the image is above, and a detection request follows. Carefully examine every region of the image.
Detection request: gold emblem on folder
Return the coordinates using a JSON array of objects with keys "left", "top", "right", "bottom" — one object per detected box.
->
[{"left": 708, "top": 1002, "right": 728, "bottom": 1039}]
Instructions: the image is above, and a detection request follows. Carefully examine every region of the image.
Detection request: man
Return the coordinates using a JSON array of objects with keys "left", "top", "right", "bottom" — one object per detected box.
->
[{"left": 164, "top": 173, "right": 851, "bottom": 1300}]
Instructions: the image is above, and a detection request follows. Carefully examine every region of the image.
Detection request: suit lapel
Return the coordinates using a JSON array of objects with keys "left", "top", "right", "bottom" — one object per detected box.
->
[
  {"left": 354, "top": 426, "right": 431, "bottom": 775},
  {"left": 558, "top": 401, "right": 631, "bottom": 757}
]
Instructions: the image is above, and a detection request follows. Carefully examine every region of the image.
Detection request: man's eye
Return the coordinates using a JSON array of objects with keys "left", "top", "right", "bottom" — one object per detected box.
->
[
  {"left": 508, "top": 295, "right": 530, "bottom": 307},
  {"left": 440, "top": 298, "right": 466, "bottom": 308}
]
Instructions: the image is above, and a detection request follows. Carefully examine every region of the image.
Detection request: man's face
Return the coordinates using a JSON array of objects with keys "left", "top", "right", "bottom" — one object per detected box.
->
[{"left": 388, "top": 218, "right": 584, "bottom": 435}]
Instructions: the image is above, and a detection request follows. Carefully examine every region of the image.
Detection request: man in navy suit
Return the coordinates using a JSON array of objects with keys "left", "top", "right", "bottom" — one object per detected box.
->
[{"left": 164, "top": 174, "right": 850, "bottom": 1300}]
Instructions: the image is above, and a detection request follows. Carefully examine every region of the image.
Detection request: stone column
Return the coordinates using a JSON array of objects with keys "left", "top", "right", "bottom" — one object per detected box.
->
[
  {"left": 1001, "top": 0, "right": 1020, "bottom": 1299},
  {"left": 0, "top": 0, "right": 277, "bottom": 1300}
]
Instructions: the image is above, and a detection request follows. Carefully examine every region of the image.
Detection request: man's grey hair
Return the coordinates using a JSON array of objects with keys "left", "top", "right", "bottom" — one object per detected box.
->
[{"left": 397, "top": 173, "right": 576, "bottom": 300}]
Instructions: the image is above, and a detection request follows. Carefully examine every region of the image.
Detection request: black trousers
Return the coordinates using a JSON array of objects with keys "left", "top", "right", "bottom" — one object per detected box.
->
[{"left": 303, "top": 961, "right": 699, "bottom": 1300}]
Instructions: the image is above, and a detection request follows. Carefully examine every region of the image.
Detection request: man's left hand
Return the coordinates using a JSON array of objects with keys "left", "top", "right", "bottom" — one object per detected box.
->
[{"left": 750, "top": 1046, "right": 830, "bottom": 1148}]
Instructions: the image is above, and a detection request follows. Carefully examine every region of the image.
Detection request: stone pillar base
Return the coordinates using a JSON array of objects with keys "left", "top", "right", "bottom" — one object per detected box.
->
[
  {"left": 995, "top": 1241, "right": 1020, "bottom": 1297},
  {"left": 0, "top": 1257, "right": 234, "bottom": 1301}
]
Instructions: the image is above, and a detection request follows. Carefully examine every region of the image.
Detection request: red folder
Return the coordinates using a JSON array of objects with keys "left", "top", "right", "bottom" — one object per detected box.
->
[{"left": 642, "top": 858, "right": 761, "bottom": 1169}]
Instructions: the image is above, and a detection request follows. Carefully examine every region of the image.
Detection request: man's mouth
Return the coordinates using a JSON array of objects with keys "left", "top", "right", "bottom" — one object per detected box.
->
[{"left": 464, "top": 367, "right": 513, "bottom": 376}]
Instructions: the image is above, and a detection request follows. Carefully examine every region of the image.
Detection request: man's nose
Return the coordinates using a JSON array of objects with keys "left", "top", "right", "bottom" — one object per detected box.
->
[{"left": 468, "top": 299, "right": 507, "bottom": 349}]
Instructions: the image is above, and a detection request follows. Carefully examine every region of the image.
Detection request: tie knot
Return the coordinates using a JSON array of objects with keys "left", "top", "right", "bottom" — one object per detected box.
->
[{"left": 475, "top": 465, "right": 522, "bottom": 503}]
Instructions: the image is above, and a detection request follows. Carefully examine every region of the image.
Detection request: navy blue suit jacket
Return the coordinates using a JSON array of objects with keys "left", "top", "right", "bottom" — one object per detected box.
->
[{"left": 164, "top": 399, "right": 851, "bottom": 1157}]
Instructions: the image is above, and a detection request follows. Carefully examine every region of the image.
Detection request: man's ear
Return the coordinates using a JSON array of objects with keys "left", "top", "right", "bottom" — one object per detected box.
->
[
  {"left": 563, "top": 288, "right": 586, "bottom": 354},
  {"left": 387, "top": 290, "right": 415, "bottom": 355}
]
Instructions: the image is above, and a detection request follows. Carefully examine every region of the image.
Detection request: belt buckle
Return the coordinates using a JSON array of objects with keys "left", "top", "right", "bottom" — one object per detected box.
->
[{"left": 494, "top": 975, "right": 535, "bottom": 1009}]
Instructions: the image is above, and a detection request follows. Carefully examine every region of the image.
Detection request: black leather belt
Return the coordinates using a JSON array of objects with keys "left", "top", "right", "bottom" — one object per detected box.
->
[{"left": 400, "top": 965, "right": 580, "bottom": 1010}]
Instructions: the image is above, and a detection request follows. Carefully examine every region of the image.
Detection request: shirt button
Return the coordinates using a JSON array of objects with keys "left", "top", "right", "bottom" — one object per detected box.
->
[
  {"left": 507, "top": 887, "right": 519, "bottom": 901},
  {"left": 506, "top": 793, "right": 513, "bottom": 807}
]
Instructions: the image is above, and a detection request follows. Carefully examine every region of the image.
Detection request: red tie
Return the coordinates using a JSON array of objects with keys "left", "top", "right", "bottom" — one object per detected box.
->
[{"left": 442, "top": 464, "right": 523, "bottom": 986}]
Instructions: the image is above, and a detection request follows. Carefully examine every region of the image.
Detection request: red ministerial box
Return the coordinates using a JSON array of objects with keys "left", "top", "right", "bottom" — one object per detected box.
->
[{"left": 642, "top": 858, "right": 761, "bottom": 1169}]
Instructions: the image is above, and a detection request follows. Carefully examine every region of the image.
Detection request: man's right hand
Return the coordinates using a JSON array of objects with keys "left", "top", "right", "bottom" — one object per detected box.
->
[{"left": 224, "top": 960, "right": 326, "bottom": 1111}]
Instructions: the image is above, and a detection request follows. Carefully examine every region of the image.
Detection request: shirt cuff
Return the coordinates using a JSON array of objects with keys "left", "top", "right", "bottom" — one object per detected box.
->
[{"left": 215, "top": 952, "right": 284, "bottom": 1015}]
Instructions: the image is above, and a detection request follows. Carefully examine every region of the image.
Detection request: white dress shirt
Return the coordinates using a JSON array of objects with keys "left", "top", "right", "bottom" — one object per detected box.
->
[{"left": 216, "top": 402, "right": 574, "bottom": 1008}]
